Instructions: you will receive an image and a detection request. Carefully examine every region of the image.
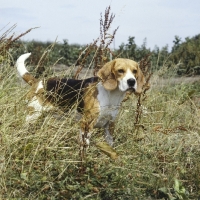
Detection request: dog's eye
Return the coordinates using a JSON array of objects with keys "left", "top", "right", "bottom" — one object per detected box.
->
[
  {"left": 133, "top": 69, "right": 137, "bottom": 74},
  {"left": 118, "top": 69, "right": 124, "bottom": 73}
]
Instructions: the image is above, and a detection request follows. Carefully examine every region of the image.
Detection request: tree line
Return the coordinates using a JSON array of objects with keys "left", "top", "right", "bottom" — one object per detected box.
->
[{"left": 10, "top": 33, "right": 200, "bottom": 76}]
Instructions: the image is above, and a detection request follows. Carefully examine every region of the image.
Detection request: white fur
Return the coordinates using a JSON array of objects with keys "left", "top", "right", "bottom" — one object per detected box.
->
[
  {"left": 16, "top": 53, "right": 31, "bottom": 76},
  {"left": 36, "top": 81, "right": 44, "bottom": 93},
  {"left": 26, "top": 96, "right": 43, "bottom": 122},
  {"left": 94, "top": 82, "right": 126, "bottom": 145},
  {"left": 118, "top": 69, "right": 137, "bottom": 91},
  {"left": 95, "top": 82, "right": 125, "bottom": 127},
  {"left": 26, "top": 82, "right": 53, "bottom": 123}
]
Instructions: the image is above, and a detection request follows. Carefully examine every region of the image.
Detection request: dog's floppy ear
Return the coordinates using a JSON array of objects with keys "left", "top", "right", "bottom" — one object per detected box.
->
[
  {"left": 135, "top": 64, "right": 146, "bottom": 95},
  {"left": 97, "top": 60, "right": 117, "bottom": 90}
]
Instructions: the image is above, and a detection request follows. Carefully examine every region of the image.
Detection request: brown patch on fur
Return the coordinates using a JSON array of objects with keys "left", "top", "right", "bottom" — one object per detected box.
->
[
  {"left": 37, "top": 88, "right": 53, "bottom": 108},
  {"left": 80, "top": 82, "right": 100, "bottom": 133},
  {"left": 22, "top": 72, "right": 37, "bottom": 86},
  {"left": 135, "top": 65, "right": 146, "bottom": 95},
  {"left": 97, "top": 60, "right": 117, "bottom": 90},
  {"left": 27, "top": 106, "right": 35, "bottom": 115},
  {"left": 26, "top": 81, "right": 40, "bottom": 100},
  {"left": 26, "top": 82, "right": 38, "bottom": 101},
  {"left": 111, "top": 58, "right": 139, "bottom": 80}
]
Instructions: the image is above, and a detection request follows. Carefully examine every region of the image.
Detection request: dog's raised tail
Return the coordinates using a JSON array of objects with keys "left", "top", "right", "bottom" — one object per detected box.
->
[{"left": 16, "top": 53, "right": 37, "bottom": 85}]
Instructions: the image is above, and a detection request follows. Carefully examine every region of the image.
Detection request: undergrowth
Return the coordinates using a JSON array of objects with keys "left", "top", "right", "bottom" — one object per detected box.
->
[{"left": 0, "top": 55, "right": 200, "bottom": 199}]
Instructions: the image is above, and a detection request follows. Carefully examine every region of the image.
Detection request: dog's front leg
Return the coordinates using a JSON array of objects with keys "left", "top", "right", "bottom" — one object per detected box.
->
[{"left": 104, "top": 121, "right": 115, "bottom": 146}]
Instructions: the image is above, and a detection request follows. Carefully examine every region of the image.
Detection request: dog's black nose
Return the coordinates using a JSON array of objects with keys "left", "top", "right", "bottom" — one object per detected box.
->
[{"left": 127, "top": 78, "right": 135, "bottom": 87}]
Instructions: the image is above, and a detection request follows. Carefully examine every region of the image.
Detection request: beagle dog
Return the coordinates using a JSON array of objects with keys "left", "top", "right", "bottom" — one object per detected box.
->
[{"left": 16, "top": 53, "right": 145, "bottom": 150}]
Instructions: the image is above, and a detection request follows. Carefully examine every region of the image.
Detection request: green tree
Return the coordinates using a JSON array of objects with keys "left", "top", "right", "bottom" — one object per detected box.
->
[
  {"left": 118, "top": 36, "right": 150, "bottom": 61},
  {"left": 170, "top": 34, "right": 200, "bottom": 75},
  {"left": 172, "top": 35, "right": 181, "bottom": 52}
]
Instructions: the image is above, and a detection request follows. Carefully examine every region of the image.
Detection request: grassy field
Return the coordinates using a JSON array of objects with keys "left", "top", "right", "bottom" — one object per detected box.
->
[{"left": 0, "top": 57, "right": 199, "bottom": 200}]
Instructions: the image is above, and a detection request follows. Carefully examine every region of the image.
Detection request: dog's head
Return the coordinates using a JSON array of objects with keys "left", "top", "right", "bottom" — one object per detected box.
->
[{"left": 97, "top": 58, "right": 146, "bottom": 94}]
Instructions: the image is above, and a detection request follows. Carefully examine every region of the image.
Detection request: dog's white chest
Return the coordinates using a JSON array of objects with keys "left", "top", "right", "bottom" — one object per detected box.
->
[{"left": 94, "top": 83, "right": 125, "bottom": 128}]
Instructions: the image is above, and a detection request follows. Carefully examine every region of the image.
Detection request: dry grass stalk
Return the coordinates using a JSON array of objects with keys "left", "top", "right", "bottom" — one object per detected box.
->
[
  {"left": 0, "top": 24, "right": 38, "bottom": 56},
  {"left": 74, "top": 6, "right": 119, "bottom": 79},
  {"left": 93, "top": 6, "right": 119, "bottom": 76},
  {"left": 73, "top": 38, "right": 99, "bottom": 79},
  {"left": 134, "top": 54, "right": 152, "bottom": 129},
  {"left": 35, "top": 39, "right": 58, "bottom": 78}
]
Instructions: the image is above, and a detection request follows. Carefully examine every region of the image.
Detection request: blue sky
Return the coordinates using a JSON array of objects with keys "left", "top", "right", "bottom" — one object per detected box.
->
[{"left": 1, "top": 0, "right": 200, "bottom": 51}]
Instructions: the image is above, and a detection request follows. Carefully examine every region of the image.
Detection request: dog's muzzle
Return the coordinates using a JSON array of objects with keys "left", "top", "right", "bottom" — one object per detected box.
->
[{"left": 127, "top": 78, "right": 136, "bottom": 88}]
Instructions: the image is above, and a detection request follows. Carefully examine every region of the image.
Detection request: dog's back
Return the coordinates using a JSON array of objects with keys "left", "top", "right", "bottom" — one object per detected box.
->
[{"left": 44, "top": 77, "right": 99, "bottom": 112}]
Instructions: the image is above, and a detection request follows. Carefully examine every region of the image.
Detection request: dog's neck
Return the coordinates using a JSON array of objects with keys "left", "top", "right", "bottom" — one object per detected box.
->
[{"left": 97, "top": 82, "right": 126, "bottom": 107}]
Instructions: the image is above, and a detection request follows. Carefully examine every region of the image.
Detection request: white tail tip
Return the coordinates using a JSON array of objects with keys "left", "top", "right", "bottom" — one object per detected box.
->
[
  {"left": 16, "top": 52, "right": 31, "bottom": 64},
  {"left": 16, "top": 53, "right": 31, "bottom": 77}
]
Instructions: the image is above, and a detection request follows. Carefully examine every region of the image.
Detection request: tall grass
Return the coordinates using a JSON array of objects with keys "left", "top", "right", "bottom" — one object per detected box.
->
[
  {"left": 0, "top": 22, "right": 200, "bottom": 200},
  {"left": 0, "top": 54, "right": 200, "bottom": 199}
]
